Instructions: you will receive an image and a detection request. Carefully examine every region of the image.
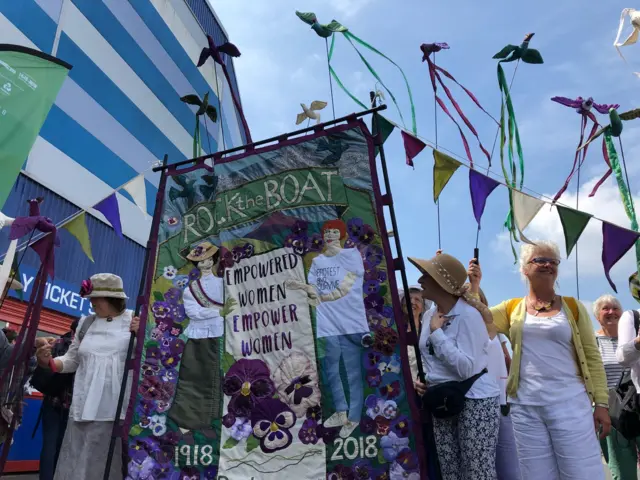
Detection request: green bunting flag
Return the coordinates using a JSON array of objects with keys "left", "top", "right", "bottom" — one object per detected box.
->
[
  {"left": 433, "top": 150, "right": 461, "bottom": 202},
  {"left": 0, "top": 45, "right": 71, "bottom": 208},
  {"left": 556, "top": 205, "right": 592, "bottom": 257},
  {"left": 372, "top": 114, "right": 395, "bottom": 157}
]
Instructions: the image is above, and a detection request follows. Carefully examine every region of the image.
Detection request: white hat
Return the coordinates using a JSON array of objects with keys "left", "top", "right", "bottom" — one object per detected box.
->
[{"left": 80, "top": 273, "right": 128, "bottom": 299}]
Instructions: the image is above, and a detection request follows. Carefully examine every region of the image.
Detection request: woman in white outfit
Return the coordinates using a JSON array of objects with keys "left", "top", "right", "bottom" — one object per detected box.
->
[
  {"left": 468, "top": 241, "right": 609, "bottom": 480},
  {"left": 168, "top": 241, "right": 224, "bottom": 432},
  {"left": 36, "top": 273, "right": 139, "bottom": 480},
  {"left": 410, "top": 253, "right": 500, "bottom": 480}
]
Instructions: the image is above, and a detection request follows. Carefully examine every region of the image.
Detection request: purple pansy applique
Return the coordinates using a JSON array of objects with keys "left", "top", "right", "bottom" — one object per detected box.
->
[
  {"left": 251, "top": 398, "right": 296, "bottom": 453},
  {"left": 223, "top": 359, "right": 276, "bottom": 417}
]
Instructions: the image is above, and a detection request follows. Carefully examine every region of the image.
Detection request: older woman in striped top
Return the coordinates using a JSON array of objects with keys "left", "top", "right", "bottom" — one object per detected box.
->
[{"left": 595, "top": 294, "right": 639, "bottom": 479}]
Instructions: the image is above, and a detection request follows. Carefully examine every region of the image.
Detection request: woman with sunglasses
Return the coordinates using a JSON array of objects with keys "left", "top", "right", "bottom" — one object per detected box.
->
[{"left": 467, "top": 240, "right": 609, "bottom": 480}]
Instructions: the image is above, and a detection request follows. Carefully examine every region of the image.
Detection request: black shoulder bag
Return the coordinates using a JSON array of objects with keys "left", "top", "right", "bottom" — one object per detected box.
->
[
  {"left": 422, "top": 369, "right": 488, "bottom": 419},
  {"left": 609, "top": 310, "right": 640, "bottom": 440}
]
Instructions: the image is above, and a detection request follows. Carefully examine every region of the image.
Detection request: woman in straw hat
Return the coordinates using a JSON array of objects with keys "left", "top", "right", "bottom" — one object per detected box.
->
[
  {"left": 408, "top": 253, "right": 500, "bottom": 480},
  {"left": 168, "top": 241, "right": 224, "bottom": 433},
  {"left": 35, "top": 273, "right": 139, "bottom": 480},
  {"left": 467, "top": 240, "right": 609, "bottom": 480}
]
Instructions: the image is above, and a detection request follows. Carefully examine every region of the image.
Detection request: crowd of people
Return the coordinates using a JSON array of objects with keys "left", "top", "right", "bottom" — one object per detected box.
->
[
  {"left": 405, "top": 239, "right": 640, "bottom": 479},
  {"left": 1, "top": 239, "right": 640, "bottom": 479}
]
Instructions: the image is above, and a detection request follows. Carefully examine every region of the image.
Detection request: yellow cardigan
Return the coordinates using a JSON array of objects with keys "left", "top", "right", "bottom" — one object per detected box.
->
[{"left": 490, "top": 297, "right": 608, "bottom": 405}]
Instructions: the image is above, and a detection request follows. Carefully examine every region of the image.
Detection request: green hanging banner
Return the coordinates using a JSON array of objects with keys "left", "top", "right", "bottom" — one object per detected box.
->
[
  {"left": 0, "top": 45, "right": 71, "bottom": 208},
  {"left": 556, "top": 205, "right": 592, "bottom": 258}
]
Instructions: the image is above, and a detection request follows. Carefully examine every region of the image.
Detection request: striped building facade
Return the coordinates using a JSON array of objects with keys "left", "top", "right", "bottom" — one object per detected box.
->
[{"left": 0, "top": 0, "right": 245, "bottom": 326}]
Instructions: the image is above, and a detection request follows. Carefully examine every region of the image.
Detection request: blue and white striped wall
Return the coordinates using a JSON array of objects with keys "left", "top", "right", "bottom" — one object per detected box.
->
[{"left": 1, "top": 0, "right": 245, "bottom": 246}]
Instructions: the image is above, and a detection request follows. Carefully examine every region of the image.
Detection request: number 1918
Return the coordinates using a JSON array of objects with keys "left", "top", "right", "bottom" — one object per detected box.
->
[{"left": 174, "top": 444, "right": 214, "bottom": 466}]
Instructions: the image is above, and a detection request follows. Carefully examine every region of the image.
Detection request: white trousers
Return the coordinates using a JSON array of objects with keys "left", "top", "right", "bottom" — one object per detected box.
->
[{"left": 510, "top": 392, "right": 605, "bottom": 480}]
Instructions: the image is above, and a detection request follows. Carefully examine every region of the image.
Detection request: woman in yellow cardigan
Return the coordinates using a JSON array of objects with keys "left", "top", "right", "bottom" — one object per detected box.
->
[{"left": 467, "top": 240, "right": 609, "bottom": 480}]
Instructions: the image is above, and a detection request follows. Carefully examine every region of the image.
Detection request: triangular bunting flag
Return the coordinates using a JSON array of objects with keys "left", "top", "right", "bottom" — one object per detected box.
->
[
  {"left": 433, "top": 150, "right": 461, "bottom": 202},
  {"left": 373, "top": 115, "right": 395, "bottom": 157},
  {"left": 401, "top": 131, "right": 426, "bottom": 167},
  {"left": 469, "top": 169, "right": 500, "bottom": 225},
  {"left": 63, "top": 212, "right": 94, "bottom": 262},
  {"left": 556, "top": 206, "right": 592, "bottom": 258},
  {"left": 512, "top": 190, "right": 544, "bottom": 244},
  {"left": 93, "top": 193, "right": 123, "bottom": 238},
  {"left": 122, "top": 175, "right": 147, "bottom": 214},
  {"left": 602, "top": 221, "right": 640, "bottom": 292}
]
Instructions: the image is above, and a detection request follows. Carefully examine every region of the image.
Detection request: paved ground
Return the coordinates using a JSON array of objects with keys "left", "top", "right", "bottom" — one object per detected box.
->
[{"left": 0, "top": 458, "right": 630, "bottom": 479}]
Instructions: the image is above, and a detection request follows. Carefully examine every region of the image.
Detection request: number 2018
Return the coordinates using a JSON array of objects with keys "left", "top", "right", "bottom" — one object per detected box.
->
[
  {"left": 330, "top": 435, "right": 378, "bottom": 461},
  {"left": 174, "top": 445, "right": 213, "bottom": 466}
]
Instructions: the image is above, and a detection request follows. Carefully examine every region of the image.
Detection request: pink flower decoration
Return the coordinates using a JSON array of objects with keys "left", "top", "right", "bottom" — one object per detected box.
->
[{"left": 80, "top": 279, "right": 93, "bottom": 298}]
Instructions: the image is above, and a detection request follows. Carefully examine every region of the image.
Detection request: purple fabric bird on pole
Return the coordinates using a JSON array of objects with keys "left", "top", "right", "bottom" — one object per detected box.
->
[
  {"left": 550, "top": 96, "right": 620, "bottom": 202},
  {"left": 196, "top": 35, "right": 252, "bottom": 144},
  {"left": 420, "top": 42, "right": 498, "bottom": 168}
]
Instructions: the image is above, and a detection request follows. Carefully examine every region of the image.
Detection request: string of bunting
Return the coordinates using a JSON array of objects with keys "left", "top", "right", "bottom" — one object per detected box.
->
[
  {"left": 1, "top": 172, "right": 150, "bottom": 263},
  {"left": 378, "top": 114, "right": 639, "bottom": 292}
]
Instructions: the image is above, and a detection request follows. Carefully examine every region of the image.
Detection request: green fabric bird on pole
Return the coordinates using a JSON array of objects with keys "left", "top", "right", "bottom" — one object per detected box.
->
[
  {"left": 493, "top": 33, "right": 544, "bottom": 260},
  {"left": 295, "top": 11, "right": 347, "bottom": 37},
  {"left": 493, "top": 33, "right": 544, "bottom": 64},
  {"left": 180, "top": 92, "right": 217, "bottom": 158},
  {"left": 296, "top": 11, "right": 417, "bottom": 134}
]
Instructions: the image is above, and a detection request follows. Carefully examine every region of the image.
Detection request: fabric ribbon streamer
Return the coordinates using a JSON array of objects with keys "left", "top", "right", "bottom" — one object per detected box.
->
[
  {"left": 614, "top": 8, "right": 640, "bottom": 78},
  {"left": 549, "top": 97, "right": 618, "bottom": 203},
  {"left": 493, "top": 33, "right": 544, "bottom": 256},
  {"left": 420, "top": 43, "right": 498, "bottom": 167},
  {"left": 296, "top": 11, "right": 417, "bottom": 134}
]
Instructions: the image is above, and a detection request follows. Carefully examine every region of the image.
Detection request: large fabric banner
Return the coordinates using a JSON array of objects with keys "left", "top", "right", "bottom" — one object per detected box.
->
[
  {"left": 126, "top": 120, "right": 424, "bottom": 479},
  {"left": 0, "top": 45, "right": 71, "bottom": 207}
]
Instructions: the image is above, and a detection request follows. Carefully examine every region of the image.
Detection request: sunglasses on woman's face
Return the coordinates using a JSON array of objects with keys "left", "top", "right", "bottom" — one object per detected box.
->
[{"left": 529, "top": 257, "right": 560, "bottom": 267}]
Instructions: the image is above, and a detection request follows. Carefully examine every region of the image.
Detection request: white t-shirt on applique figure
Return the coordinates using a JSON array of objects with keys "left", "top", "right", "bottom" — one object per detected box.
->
[{"left": 308, "top": 247, "right": 369, "bottom": 338}]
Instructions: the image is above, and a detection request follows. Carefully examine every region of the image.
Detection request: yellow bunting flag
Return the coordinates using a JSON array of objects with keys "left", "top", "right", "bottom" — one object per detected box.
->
[
  {"left": 62, "top": 212, "right": 94, "bottom": 262},
  {"left": 433, "top": 150, "right": 462, "bottom": 202}
]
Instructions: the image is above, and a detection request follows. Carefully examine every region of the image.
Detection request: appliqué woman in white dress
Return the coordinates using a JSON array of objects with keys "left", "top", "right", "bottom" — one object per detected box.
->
[{"left": 168, "top": 241, "right": 225, "bottom": 432}]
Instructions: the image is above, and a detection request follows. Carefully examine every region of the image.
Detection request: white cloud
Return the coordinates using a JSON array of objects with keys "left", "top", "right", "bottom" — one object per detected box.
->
[
  {"left": 329, "top": 0, "right": 374, "bottom": 18},
  {"left": 492, "top": 175, "right": 640, "bottom": 289}
]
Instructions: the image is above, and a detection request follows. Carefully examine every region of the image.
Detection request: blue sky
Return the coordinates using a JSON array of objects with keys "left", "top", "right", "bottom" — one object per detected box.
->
[{"left": 212, "top": 0, "right": 640, "bottom": 325}]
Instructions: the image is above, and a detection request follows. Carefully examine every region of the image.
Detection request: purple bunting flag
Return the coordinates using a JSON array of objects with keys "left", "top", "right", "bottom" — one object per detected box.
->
[
  {"left": 401, "top": 131, "right": 426, "bottom": 167},
  {"left": 602, "top": 221, "right": 640, "bottom": 292},
  {"left": 93, "top": 193, "right": 123, "bottom": 238},
  {"left": 469, "top": 169, "right": 501, "bottom": 226}
]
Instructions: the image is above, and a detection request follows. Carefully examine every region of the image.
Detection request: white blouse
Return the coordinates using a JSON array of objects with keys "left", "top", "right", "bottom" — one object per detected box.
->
[
  {"left": 58, "top": 311, "right": 133, "bottom": 422},
  {"left": 183, "top": 274, "right": 224, "bottom": 339},
  {"left": 419, "top": 300, "right": 499, "bottom": 399},
  {"left": 616, "top": 309, "right": 640, "bottom": 391}
]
